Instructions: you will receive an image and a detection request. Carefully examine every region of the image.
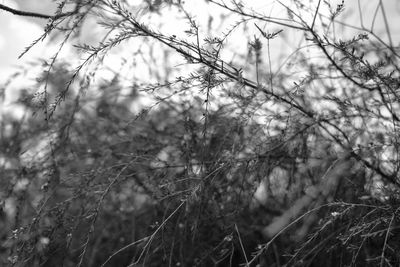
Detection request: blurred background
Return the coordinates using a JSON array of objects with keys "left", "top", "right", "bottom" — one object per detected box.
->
[{"left": 1, "top": 1, "right": 400, "bottom": 266}]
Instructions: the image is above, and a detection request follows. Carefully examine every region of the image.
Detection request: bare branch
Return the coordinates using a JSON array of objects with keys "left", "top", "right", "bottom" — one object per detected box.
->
[{"left": 0, "top": 3, "right": 73, "bottom": 19}]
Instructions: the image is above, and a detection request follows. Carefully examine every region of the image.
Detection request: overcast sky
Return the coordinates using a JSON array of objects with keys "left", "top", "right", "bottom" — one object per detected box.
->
[
  {"left": 1, "top": 1, "right": 399, "bottom": 87},
  {"left": 0, "top": 1, "right": 54, "bottom": 80}
]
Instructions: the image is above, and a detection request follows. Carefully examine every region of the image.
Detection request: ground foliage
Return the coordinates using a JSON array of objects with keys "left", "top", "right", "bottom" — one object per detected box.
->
[{"left": 1, "top": 0, "right": 400, "bottom": 266}]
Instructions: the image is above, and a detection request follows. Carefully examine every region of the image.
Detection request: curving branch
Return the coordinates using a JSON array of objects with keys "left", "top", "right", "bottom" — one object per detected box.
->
[{"left": 0, "top": 3, "right": 73, "bottom": 19}]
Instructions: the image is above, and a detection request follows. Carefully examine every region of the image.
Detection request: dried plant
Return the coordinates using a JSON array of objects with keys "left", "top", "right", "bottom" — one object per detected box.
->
[{"left": 0, "top": 0, "right": 399, "bottom": 266}]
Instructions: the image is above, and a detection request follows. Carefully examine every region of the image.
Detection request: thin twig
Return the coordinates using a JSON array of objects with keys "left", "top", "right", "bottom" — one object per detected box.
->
[
  {"left": 0, "top": 3, "right": 73, "bottom": 19},
  {"left": 311, "top": 0, "right": 322, "bottom": 30},
  {"left": 380, "top": 209, "right": 397, "bottom": 267},
  {"left": 235, "top": 224, "right": 249, "bottom": 265}
]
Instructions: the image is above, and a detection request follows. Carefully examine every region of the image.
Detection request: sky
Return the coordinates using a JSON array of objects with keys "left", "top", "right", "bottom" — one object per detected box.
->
[
  {"left": 2, "top": 0, "right": 399, "bottom": 74},
  {"left": 1, "top": 0, "right": 400, "bottom": 178},
  {"left": 1, "top": 0, "right": 399, "bottom": 119},
  {"left": 1, "top": 0, "right": 399, "bottom": 73},
  {"left": 0, "top": 1, "right": 40, "bottom": 78}
]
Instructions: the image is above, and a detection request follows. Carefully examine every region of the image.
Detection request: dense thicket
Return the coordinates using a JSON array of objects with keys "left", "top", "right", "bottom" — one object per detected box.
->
[{"left": 1, "top": 0, "right": 400, "bottom": 266}]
